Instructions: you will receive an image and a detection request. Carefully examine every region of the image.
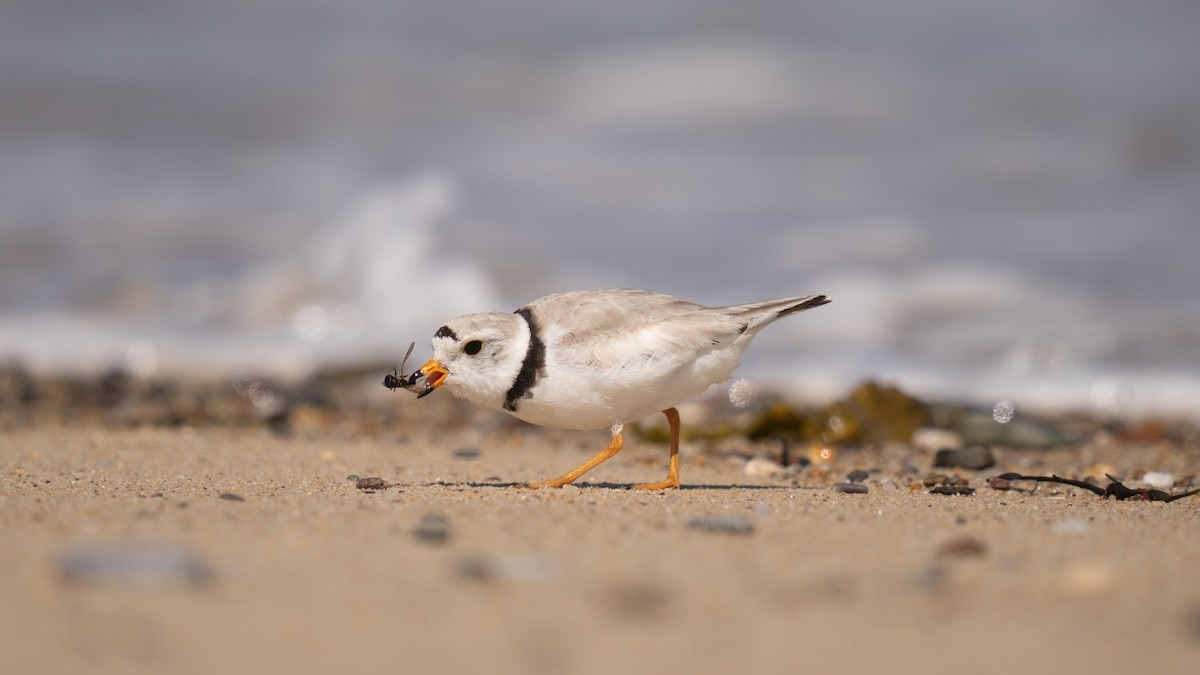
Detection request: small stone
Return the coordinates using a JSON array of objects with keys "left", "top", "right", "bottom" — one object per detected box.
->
[
  {"left": 929, "top": 486, "right": 976, "bottom": 496},
  {"left": 987, "top": 476, "right": 1013, "bottom": 490},
  {"left": 606, "top": 583, "right": 672, "bottom": 619},
  {"left": 911, "top": 427, "right": 964, "bottom": 453},
  {"left": 845, "top": 469, "right": 870, "bottom": 483},
  {"left": 453, "top": 448, "right": 481, "bottom": 460},
  {"left": 833, "top": 482, "right": 869, "bottom": 494},
  {"left": 1141, "top": 471, "right": 1174, "bottom": 490},
  {"left": 911, "top": 563, "right": 949, "bottom": 591},
  {"left": 413, "top": 513, "right": 451, "bottom": 544},
  {"left": 455, "top": 554, "right": 561, "bottom": 584},
  {"left": 684, "top": 516, "right": 755, "bottom": 536},
  {"left": 218, "top": 492, "right": 245, "bottom": 502},
  {"left": 923, "top": 474, "right": 952, "bottom": 487},
  {"left": 1183, "top": 604, "right": 1200, "bottom": 641},
  {"left": 58, "top": 544, "right": 214, "bottom": 587},
  {"left": 937, "top": 536, "right": 987, "bottom": 559},
  {"left": 933, "top": 446, "right": 995, "bottom": 471},
  {"left": 744, "top": 457, "right": 784, "bottom": 477},
  {"left": 456, "top": 555, "right": 494, "bottom": 582},
  {"left": 346, "top": 474, "right": 361, "bottom": 482},
  {"left": 355, "top": 476, "right": 388, "bottom": 490}
]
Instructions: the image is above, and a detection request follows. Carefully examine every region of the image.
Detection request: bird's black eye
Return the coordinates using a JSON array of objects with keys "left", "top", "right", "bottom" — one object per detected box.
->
[{"left": 463, "top": 339, "right": 483, "bottom": 355}]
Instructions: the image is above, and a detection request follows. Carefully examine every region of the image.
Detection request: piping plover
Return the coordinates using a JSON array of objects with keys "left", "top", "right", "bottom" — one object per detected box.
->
[{"left": 388, "top": 289, "right": 830, "bottom": 489}]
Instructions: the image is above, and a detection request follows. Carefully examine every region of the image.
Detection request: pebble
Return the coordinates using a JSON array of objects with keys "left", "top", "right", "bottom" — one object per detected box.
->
[
  {"left": 933, "top": 446, "right": 995, "bottom": 471},
  {"left": 987, "top": 476, "right": 1014, "bottom": 490},
  {"left": 1184, "top": 605, "right": 1200, "bottom": 641},
  {"left": 453, "top": 448, "right": 481, "bottom": 460},
  {"left": 1141, "top": 471, "right": 1174, "bottom": 490},
  {"left": 911, "top": 427, "right": 964, "bottom": 453},
  {"left": 911, "top": 563, "right": 948, "bottom": 591},
  {"left": 605, "top": 583, "right": 672, "bottom": 619},
  {"left": 58, "top": 543, "right": 214, "bottom": 587},
  {"left": 684, "top": 515, "right": 755, "bottom": 536},
  {"left": 218, "top": 492, "right": 245, "bottom": 502},
  {"left": 929, "top": 486, "right": 976, "bottom": 496},
  {"left": 937, "top": 535, "right": 987, "bottom": 559},
  {"left": 455, "top": 554, "right": 562, "bottom": 584},
  {"left": 355, "top": 477, "right": 388, "bottom": 490},
  {"left": 456, "top": 555, "right": 493, "bottom": 582},
  {"left": 743, "top": 457, "right": 784, "bottom": 477},
  {"left": 833, "top": 482, "right": 869, "bottom": 494},
  {"left": 923, "top": 474, "right": 969, "bottom": 488},
  {"left": 413, "top": 513, "right": 451, "bottom": 544},
  {"left": 845, "top": 469, "right": 870, "bottom": 483}
]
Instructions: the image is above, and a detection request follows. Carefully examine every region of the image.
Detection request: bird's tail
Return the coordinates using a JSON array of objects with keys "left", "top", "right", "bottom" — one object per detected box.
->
[
  {"left": 722, "top": 294, "right": 831, "bottom": 335},
  {"left": 773, "top": 294, "right": 831, "bottom": 319}
]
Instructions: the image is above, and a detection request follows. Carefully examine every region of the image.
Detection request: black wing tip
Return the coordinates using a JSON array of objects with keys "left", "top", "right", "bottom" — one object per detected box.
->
[{"left": 778, "top": 294, "right": 831, "bottom": 318}]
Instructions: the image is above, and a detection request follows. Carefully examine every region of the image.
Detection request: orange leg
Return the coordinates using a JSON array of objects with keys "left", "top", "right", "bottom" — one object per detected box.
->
[
  {"left": 633, "top": 407, "right": 681, "bottom": 490},
  {"left": 526, "top": 427, "right": 624, "bottom": 489}
]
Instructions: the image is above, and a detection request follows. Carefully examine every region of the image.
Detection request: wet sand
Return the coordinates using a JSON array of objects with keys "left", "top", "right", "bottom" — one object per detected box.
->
[{"left": 2, "top": 424, "right": 1199, "bottom": 675}]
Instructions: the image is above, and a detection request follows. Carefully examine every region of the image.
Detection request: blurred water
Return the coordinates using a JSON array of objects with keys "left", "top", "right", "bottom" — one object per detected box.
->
[{"left": 2, "top": 1, "right": 1199, "bottom": 418}]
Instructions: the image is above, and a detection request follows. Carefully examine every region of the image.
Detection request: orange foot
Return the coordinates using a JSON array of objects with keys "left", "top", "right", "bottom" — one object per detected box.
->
[
  {"left": 632, "top": 475, "right": 680, "bottom": 491},
  {"left": 633, "top": 407, "right": 682, "bottom": 490},
  {"left": 523, "top": 430, "right": 624, "bottom": 489}
]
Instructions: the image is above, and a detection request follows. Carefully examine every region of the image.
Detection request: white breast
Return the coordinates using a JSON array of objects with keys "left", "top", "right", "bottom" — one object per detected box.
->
[{"left": 506, "top": 341, "right": 747, "bottom": 431}]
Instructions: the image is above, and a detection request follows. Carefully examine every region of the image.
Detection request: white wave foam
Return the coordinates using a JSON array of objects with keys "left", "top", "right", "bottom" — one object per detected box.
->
[{"left": 0, "top": 174, "right": 501, "bottom": 383}]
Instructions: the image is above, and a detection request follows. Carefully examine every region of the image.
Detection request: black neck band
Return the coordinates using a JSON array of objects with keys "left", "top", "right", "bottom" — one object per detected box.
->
[{"left": 504, "top": 307, "right": 545, "bottom": 412}]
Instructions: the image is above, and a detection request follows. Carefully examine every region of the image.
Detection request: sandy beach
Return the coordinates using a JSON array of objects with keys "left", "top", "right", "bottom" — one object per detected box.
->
[
  {"left": 6, "top": 2, "right": 1200, "bottom": 673},
  {"left": 3, "top": 415, "right": 1199, "bottom": 675}
]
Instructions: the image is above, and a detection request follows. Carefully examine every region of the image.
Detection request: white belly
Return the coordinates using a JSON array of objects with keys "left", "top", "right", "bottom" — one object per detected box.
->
[{"left": 507, "top": 344, "right": 745, "bottom": 430}]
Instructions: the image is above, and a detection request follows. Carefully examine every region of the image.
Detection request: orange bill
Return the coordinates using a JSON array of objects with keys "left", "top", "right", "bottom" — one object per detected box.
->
[{"left": 416, "top": 359, "right": 449, "bottom": 399}]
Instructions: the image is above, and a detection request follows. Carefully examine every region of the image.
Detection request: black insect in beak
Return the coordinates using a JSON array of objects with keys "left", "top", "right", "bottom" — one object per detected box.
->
[{"left": 382, "top": 341, "right": 448, "bottom": 399}]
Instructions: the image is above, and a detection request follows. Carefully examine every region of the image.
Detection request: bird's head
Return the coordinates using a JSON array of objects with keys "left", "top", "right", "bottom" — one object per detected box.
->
[{"left": 409, "top": 312, "right": 528, "bottom": 410}]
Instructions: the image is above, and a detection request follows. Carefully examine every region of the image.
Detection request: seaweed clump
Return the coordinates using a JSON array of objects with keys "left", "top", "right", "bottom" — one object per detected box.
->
[{"left": 744, "top": 380, "right": 930, "bottom": 445}]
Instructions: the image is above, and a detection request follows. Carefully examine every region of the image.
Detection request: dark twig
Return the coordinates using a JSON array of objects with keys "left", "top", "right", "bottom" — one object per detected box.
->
[
  {"left": 995, "top": 472, "right": 1105, "bottom": 496},
  {"left": 994, "top": 472, "right": 1200, "bottom": 502}
]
